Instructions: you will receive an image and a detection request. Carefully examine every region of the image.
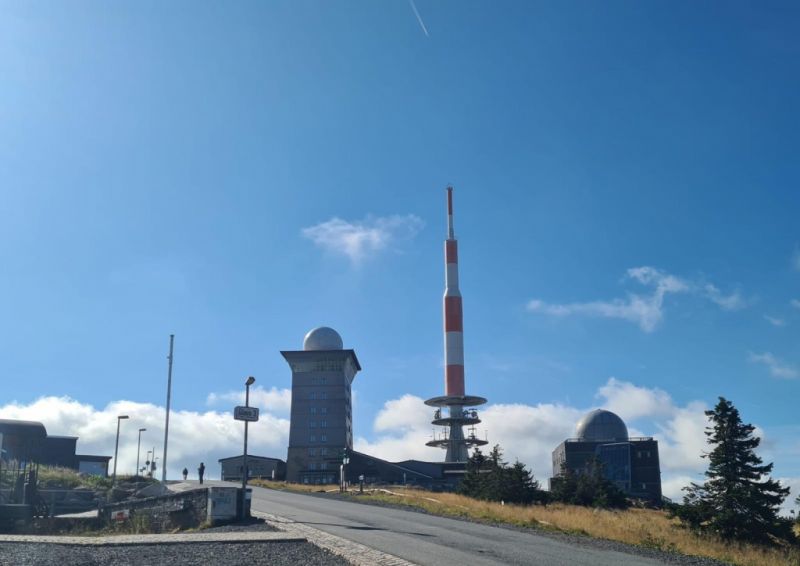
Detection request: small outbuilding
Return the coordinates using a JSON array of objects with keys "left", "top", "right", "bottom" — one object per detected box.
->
[{"left": 218, "top": 455, "right": 286, "bottom": 481}]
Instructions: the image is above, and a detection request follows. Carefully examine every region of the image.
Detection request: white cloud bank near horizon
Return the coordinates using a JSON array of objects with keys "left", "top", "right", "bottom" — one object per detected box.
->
[
  {"left": 0, "top": 396, "right": 290, "bottom": 480},
  {"left": 2, "top": 378, "right": 796, "bottom": 513},
  {"left": 527, "top": 267, "right": 745, "bottom": 332},
  {"left": 302, "top": 214, "right": 424, "bottom": 265}
]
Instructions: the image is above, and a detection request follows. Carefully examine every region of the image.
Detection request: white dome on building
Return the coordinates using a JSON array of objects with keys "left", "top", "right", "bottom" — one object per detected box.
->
[
  {"left": 303, "top": 327, "right": 344, "bottom": 351},
  {"left": 575, "top": 409, "right": 629, "bottom": 442}
]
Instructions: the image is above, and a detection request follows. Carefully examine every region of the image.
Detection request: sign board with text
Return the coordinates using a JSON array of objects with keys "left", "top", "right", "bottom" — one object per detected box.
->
[{"left": 234, "top": 406, "right": 259, "bottom": 422}]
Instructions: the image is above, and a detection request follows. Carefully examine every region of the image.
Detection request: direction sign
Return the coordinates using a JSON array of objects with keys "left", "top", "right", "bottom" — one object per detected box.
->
[{"left": 234, "top": 406, "right": 260, "bottom": 422}]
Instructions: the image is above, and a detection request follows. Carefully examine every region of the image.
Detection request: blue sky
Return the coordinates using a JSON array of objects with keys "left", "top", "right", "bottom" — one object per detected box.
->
[{"left": 1, "top": 2, "right": 798, "bottom": 501}]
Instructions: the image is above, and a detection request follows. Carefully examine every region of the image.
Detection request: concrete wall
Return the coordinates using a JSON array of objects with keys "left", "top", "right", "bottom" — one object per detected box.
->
[{"left": 102, "top": 488, "right": 209, "bottom": 532}]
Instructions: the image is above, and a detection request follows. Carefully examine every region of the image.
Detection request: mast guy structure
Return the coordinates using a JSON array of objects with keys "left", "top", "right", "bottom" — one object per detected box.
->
[{"left": 425, "top": 187, "right": 488, "bottom": 462}]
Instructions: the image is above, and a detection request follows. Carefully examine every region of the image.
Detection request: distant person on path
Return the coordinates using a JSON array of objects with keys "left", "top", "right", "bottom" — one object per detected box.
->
[
  {"left": 182, "top": 468, "right": 188, "bottom": 481},
  {"left": 198, "top": 462, "right": 205, "bottom": 484}
]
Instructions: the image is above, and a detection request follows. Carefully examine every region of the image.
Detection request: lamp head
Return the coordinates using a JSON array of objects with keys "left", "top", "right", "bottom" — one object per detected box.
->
[
  {"left": 139, "top": 428, "right": 147, "bottom": 432},
  {"left": 119, "top": 415, "right": 130, "bottom": 420},
  {"left": 245, "top": 376, "right": 256, "bottom": 386}
]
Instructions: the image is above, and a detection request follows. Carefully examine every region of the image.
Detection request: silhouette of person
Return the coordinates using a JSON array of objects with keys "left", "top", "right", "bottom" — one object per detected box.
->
[
  {"left": 198, "top": 462, "right": 205, "bottom": 484},
  {"left": 182, "top": 467, "right": 188, "bottom": 481}
]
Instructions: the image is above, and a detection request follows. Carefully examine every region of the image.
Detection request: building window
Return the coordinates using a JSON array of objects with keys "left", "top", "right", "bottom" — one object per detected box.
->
[
  {"left": 308, "top": 448, "right": 316, "bottom": 456},
  {"left": 309, "top": 435, "right": 316, "bottom": 443},
  {"left": 320, "top": 420, "right": 327, "bottom": 428},
  {"left": 321, "top": 392, "right": 328, "bottom": 400},
  {"left": 321, "top": 448, "right": 328, "bottom": 456},
  {"left": 321, "top": 377, "right": 327, "bottom": 384},
  {"left": 310, "top": 421, "right": 316, "bottom": 428},
  {"left": 320, "top": 407, "right": 327, "bottom": 415},
  {"left": 321, "top": 435, "right": 327, "bottom": 443},
  {"left": 310, "top": 407, "right": 316, "bottom": 414},
  {"left": 309, "top": 462, "right": 316, "bottom": 470}
]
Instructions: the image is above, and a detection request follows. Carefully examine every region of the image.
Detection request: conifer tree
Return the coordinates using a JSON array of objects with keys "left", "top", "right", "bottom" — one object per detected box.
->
[
  {"left": 677, "top": 397, "right": 790, "bottom": 543},
  {"left": 458, "top": 445, "right": 544, "bottom": 505}
]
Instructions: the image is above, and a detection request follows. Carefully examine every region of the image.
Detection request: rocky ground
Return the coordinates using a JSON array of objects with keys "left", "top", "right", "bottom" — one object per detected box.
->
[{"left": 0, "top": 540, "right": 349, "bottom": 566}]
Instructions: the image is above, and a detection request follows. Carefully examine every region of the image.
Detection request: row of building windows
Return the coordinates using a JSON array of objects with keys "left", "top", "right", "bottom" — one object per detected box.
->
[
  {"left": 307, "top": 461, "right": 331, "bottom": 471},
  {"left": 309, "top": 391, "right": 328, "bottom": 400},
  {"left": 309, "top": 420, "right": 328, "bottom": 428},
  {"left": 308, "top": 434, "right": 327, "bottom": 443},
  {"left": 308, "top": 447, "right": 329, "bottom": 457},
  {"left": 309, "top": 407, "right": 328, "bottom": 415}
]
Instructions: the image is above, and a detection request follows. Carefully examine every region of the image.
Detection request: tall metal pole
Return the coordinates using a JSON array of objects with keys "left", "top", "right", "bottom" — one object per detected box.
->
[
  {"left": 112, "top": 415, "right": 129, "bottom": 485},
  {"left": 136, "top": 428, "right": 146, "bottom": 476},
  {"left": 162, "top": 334, "right": 174, "bottom": 481},
  {"left": 242, "top": 376, "right": 255, "bottom": 520}
]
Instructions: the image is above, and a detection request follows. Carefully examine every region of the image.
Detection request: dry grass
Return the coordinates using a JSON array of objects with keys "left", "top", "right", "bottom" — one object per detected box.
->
[{"left": 253, "top": 482, "right": 799, "bottom": 566}]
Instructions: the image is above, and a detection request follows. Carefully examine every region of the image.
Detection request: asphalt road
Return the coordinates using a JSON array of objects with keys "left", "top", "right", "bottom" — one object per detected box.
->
[{"left": 189, "top": 481, "right": 672, "bottom": 566}]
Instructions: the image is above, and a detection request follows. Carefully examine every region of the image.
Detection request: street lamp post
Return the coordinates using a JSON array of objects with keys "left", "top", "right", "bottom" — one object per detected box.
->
[
  {"left": 112, "top": 415, "right": 130, "bottom": 485},
  {"left": 136, "top": 428, "right": 147, "bottom": 477},
  {"left": 241, "top": 376, "right": 255, "bottom": 520}
]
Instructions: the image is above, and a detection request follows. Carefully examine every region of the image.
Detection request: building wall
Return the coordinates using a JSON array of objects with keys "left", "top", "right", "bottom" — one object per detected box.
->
[
  {"left": 283, "top": 350, "right": 359, "bottom": 484},
  {"left": 219, "top": 456, "right": 286, "bottom": 481},
  {"left": 551, "top": 438, "right": 662, "bottom": 502},
  {"left": 629, "top": 439, "right": 661, "bottom": 500},
  {"left": 42, "top": 437, "right": 78, "bottom": 468}
]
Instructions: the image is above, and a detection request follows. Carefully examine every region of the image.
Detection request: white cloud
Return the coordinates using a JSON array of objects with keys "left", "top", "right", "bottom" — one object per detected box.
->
[
  {"left": 207, "top": 386, "right": 292, "bottom": 415},
  {"left": 748, "top": 352, "right": 799, "bottom": 380},
  {"left": 596, "top": 378, "right": 675, "bottom": 421},
  {"left": 528, "top": 267, "right": 690, "bottom": 332},
  {"left": 764, "top": 315, "right": 786, "bottom": 327},
  {"left": 703, "top": 284, "right": 746, "bottom": 311},
  {"left": 302, "top": 214, "right": 424, "bottom": 265},
  {"left": 0, "top": 396, "right": 289, "bottom": 480},
  {"left": 528, "top": 267, "right": 746, "bottom": 332}
]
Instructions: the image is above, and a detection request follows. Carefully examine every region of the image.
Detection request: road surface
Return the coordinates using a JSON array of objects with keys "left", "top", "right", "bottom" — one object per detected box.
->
[{"left": 177, "top": 481, "right": 675, "bottom": 566}]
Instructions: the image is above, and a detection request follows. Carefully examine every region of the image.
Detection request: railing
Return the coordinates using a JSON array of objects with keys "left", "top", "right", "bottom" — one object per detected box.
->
[{"left": 562, "top": 437, "right": 653, "bottom": 443}]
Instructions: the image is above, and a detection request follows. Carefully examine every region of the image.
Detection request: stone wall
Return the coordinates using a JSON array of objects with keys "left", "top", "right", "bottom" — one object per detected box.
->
[{"left": 102, "top": 488, "right": 208, "bottom": 533}]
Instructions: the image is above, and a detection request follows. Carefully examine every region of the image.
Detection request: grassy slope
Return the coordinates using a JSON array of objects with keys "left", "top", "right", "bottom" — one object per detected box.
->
[{"left": 252, "top": 481, "right": 799, "bottom": 566}]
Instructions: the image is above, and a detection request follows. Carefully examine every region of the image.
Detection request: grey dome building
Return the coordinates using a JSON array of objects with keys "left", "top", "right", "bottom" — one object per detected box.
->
[
  {"left": 551, "top": 409, "right": 662, "bottom": 502},
  {"left": 574, "top": 409, "right": 629, "bottom": 442}
]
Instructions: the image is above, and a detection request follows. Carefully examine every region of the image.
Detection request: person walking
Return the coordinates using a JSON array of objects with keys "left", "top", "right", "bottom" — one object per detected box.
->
[
  {"left": 182, "top": 467, "right": 188, "bottom": 481},
  {"left": 198, "top": 462, "right": 205, "bottom": 485}
]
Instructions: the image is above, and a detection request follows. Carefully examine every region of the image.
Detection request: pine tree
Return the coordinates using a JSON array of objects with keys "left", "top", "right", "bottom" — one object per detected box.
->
[
  {"left": 458, "top": 446, "right": 488, "bottom": 499},
  {"left": 677, "top": 397, "right": 790, "bottom": 543},
  {"left": 458, "top": 445, "right": 545, "bottom": 505}
]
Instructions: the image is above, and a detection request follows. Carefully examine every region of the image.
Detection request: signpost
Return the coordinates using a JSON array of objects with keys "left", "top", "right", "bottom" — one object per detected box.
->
[
  {"left": 234, "top": 406, "right": 260, "bottom": 422},
  {"left": 237, "top": 377, "right": 257, "bottom": 520}
]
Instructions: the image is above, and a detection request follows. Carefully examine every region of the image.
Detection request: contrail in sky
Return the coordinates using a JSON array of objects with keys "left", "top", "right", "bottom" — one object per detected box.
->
[{"left": 408, "top": 0, "right": 429, "bottom": 37}]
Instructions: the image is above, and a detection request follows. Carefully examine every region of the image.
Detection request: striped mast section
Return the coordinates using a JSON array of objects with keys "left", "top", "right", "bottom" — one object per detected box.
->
[{"left": 444, "top": 186, "right": 465, "bottom": 398}]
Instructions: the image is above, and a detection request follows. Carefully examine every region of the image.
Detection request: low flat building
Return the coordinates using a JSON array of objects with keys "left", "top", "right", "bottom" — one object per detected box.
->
[
  {"left": 218, "top": 455, "right": 286, "bottom": 481},
  {"left": 0, "top": 419, "right": 110, "bottom": 476}
]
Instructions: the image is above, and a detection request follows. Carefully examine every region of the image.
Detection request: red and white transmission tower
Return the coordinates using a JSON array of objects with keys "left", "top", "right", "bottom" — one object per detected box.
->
[{"left": 425, "top": 186, "right": 488, "bottom": 462}]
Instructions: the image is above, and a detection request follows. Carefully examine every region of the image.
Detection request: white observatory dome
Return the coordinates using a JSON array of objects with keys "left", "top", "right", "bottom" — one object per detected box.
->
[
  {"left": 303, "top": 327, "right": 344, "bottom": 351},
  {"left": 575, "top": 409, "right": 629, "bottom": 442}
]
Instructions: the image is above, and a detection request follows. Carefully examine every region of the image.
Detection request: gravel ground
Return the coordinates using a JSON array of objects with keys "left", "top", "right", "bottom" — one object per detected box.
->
[
  {"left": 201, "top": 517, "right": 278, "bottom": 533},
  {"left": 0, "top": 540, "right": 350, "bottom": 566}
]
